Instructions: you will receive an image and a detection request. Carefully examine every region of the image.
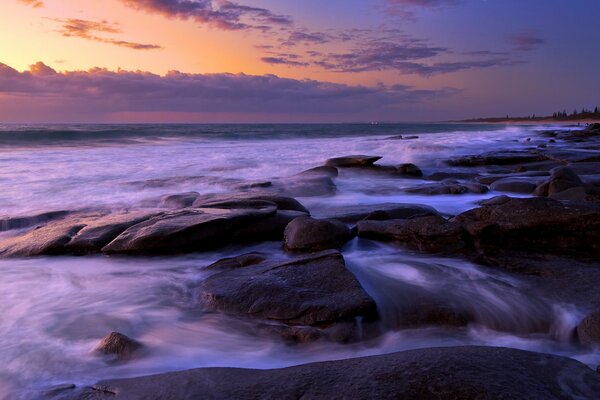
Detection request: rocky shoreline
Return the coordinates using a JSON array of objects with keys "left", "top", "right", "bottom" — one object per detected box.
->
[{"left": 2, "top": 123, "right": 600, "bottom": 399}]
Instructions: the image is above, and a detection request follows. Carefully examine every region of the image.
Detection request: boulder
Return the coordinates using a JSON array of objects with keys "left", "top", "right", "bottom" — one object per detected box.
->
[
  {"left": 310, "top": 203, "right": 439, "bottom": 224},
  {"left": 357, "top": 215, "right": 467, "bottom": 253},
  {"left": 204, "top": 252, "right": 269, "bottom": 271},
  {"left": 453, "top": 197, "right": 600, "bottom": 256},
  {"left": 198, "top": 250, "right": 377, "bottom": 340},
  {"left": 284, "top": 216, "right": 352, "bottom": 251},
  {"left": 534, "top": 166, "right": 584, "bottom": 197},
  {"left": 577, "top": 309, "right": 600, "bottom": 346},
  {"left": 193, "top": 194, "right": 309, "bottom": 214},
  {"left": 93, "top": 332, "right": 142, "bottom": 362},
  {"left": 295, "top": 165, "right": 338, "bottom": 178},
  {"left": 102, "top": 202, "right": 277, "bottom": 254},
  {"left": 325, "top": 155, "right": 382, "bottom": 167},
  {"left": 63, "top": 347, "right": 600, "bottom": 400},
  {"left": 396, "top": 163, "right": 423, "bottom": 177}
]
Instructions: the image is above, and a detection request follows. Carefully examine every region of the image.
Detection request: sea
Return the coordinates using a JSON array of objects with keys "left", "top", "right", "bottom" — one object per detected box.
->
[{"left": 0, "top": 123, "right": 594, "bottom": 399}]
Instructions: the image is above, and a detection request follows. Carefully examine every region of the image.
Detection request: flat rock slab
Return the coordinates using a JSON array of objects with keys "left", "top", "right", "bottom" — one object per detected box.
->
[
  {"left": 447, "top": 150, "right": 546, "bottom": 167},
  {"left": 60, "top": 346, "right": 600, "bottom": 400},
  {"left": 199, "top": 250, "right": 377, "bottom": 327}
]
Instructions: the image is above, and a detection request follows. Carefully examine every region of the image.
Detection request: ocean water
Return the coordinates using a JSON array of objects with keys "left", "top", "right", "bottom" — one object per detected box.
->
[{"left": 0, "top": 123, "right": 594, "bottom": 399}]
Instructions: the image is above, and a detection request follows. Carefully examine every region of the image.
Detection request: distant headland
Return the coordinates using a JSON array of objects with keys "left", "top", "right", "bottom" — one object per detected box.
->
[{"left": 457, "top": 106, "right": 600, "bottom": 123}]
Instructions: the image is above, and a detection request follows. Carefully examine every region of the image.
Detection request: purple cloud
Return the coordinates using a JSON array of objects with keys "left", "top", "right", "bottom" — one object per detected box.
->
[
  {"left": 261, "top": 56, "right": 308, "bottom": 67},
  {"left": 0, "top": 61, "right": 458, "bottom": 121},
  {"left": 510, "top": 31, "right": 545, "bottom": 51},
  {"left": 54, "top": 18, "right": 161, "bottom": 50},
  {"left": 120, "top": 0, "right": 292, "bottom": 30}
]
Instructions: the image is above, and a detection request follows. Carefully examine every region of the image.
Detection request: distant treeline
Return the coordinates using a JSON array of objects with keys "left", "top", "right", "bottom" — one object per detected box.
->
[{"left": 461, "top": 106, "right": 600, "bottom": 123}]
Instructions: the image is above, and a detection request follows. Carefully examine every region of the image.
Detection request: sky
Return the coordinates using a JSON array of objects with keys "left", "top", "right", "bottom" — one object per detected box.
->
[{"left": 0, "top": 0, "right": 599, "bottom": 123}]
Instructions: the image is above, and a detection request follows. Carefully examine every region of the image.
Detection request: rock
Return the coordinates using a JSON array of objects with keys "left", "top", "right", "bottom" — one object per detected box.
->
[
  {"left": 447, "top": 150, "right": 546, "bottom": 167},
  {"left": 325, "top": 155, "right": 382, "bottom": 167},
  {"left": 396, "top": 163, "right": 423, "bottom": 177},
  {"left": 102, "top": 202, "right": 277, "bottom": 254},
  {"left": 357, "top": 215, "right": 466, "bottom": 253},
  {"left": 490, "top": 178, "right": 537, "bottom": 194},
  {"left": 284, "top": 216, "right": 352, "bottom": 251},
  {"left": 296, "top": 165, "right": 338, "bottom": 178},
  {"left": 479, "top": 195, "right": 511, "bottom": 206},
  {"left": 477, "top": 172, "right": 548, "bottom": 185},
  {"left": 453, "top": 197, "right": 600, "bottom": 256},
  {"left": 273, "top": 175, "right": 337, "bottom": 197},
  {"left": 0, "top": 210, "right": 70, "bottom": 232},
  {"left": 425, "top": 171, "right": 481, "bottom": 181},
  {"left": 64, "top": 346, "right": 600, "bottom": 400},
  {"left": 310, "top": 203, "right": 439, "bottom": 224},
  {"left": 542, "top": 149, "right": 600, "bottom": 163},
  {"left": 568, "top": 162, "right": 600, "bottom": 175},
  {"left": 159, "top": 192, "right": 199, "bottom": 208},
  {"left": 93, "top": 332, "right": 142, "bottom": 362},
  {"left": 193, "top": 194, "right": 309, "bottom": 214},
  {"left": 204, "top": 252, "right": 269, "bottom": 271},
  {"left": 577, "top": 310, "right": 600, "bottom": 346},
  {"left": 199, "top": 250, "right": 377, "bottom": 341},
  {"left": 65, "top": 211, "right": 155, "bottom": 254},
  {"left": 43, "top": 383, "right": 76, "bottom": 397},
  {"left": 534, "top": 166, "right": 583, "bottom": 197},
  {"left": 405, "top": 180, "right": 488, "bottom": 195}
]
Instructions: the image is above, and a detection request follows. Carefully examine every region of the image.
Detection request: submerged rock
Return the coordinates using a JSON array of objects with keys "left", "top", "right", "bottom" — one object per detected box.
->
[
  {"left": 64, "top": 346, "right": 600, "bottom": 400},
  {"left": 284, "top": 216, "right": 352, "bottom": 251},
  {"left": 490, "top": 178, "right": 537, "bottom": 194},
  {"left": 198, "top": 250, "right": 377, "bottom": 341},
  {"left": 93, "top": 332, "right": 142, "bottom": 362}
]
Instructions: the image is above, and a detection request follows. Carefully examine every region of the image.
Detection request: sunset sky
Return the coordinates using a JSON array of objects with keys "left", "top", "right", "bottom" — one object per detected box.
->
[{"left": 1, "top": 0, "right": 599, "bottom": 122}]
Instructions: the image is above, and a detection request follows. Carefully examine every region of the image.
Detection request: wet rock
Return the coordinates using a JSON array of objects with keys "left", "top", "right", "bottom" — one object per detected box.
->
[
  {"left": 325, "top": 155, "right": 382, "bottom": 167},
  {"left": 193, "top": 193, "right": 309, "bottom": 214},
  {"left": 230, "top": 210, "right": 308, "bottom": 243},
  {"left": 453, "top": 197, "right": 600, "bottom": 256},
  {"left": 296, "top": 165, "right": 338, "bottom": 178},
  {"left": 447, "top": 150, "right": 546, "bottom": 167},
  {"left": 310, "top": 203, "right": 439, "bottom": 223},
  {"left": 577, "top": 310, "right": 600, "bottom": 346},
  {"left": 425, "top": 171, "right": 481, "bottom": 181},
  {"left": 199, "top": 250, "right": 377, "bottom": 340},
  {"left": 65, "top": 346, "right": 600, "bottom": 400},
  {"left": 284, "top": 216, "right": 352, "bottom": 251},
  {"left": 357, "top": 215, "right": 467, "bottom": 253},
  {"left": 542, "top": 149, "right": 600, "bottom": 163},
  {"left": 477, "top": 171, "right": 548, "bottom": 185},
  {"left": 396, "top": 163, "right": 423, "bottom": 177},
  {"left": 43, "top": 383, "right": 76, "bottom": 397},
  {"left": 65, "top": 212, "right": 155, "bottom": 254},
  {"left": 405, "top": 180, "right": 488, "bottom": 195},
  {"left": 273, "top": 175, "right": 337, "bottom": 197},
  {"left": 93, "top": 332, "right": 142, "bottom": 362},
  {"left": 204, "top": 252, "right": 269, "bottom": 271},
  {"left": 102, "top": 202, "right": 277, "bottom": 254},
  {"left": 159, "top": 192, "right": 199, "bottom": 208},
  {"left": 0, "top": 210, "right": 70, "bottom": 232},
  {"left": 479, "top": 195, "right": 511, "bottom": 206},
  {"left": 490, "top": 178, "right": 537, "bottom": 194},
  {"left": 534, "top": 166, "right": 584, "bottom": 197}
]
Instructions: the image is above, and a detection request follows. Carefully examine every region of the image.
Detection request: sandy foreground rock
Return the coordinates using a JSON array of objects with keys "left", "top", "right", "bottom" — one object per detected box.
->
[{"left": 54, "top": 346, "right": 600, "bottom": 400}]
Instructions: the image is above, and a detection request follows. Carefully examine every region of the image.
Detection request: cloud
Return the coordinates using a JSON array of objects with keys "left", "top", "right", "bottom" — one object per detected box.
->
[
  {"left": 54, "top": 18, "right": 161, "bottom": 50},
  {"left": 510, "top": 31, "right": 545, "bottom": 51},
  {"left": 17, "top": 0, "right": 43, "bottom": 8},
  {"left": 0, "top": 61, "right": 458, "bottom": 121},
  {"left": 119, "top": 0, "right": 292, "bottom": 30},
  {"left": 261, "top": 56, "right": 308, "bottom": 67},
  {"left": 281, "top": 30, "right": 331, "bottom": 46}
]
